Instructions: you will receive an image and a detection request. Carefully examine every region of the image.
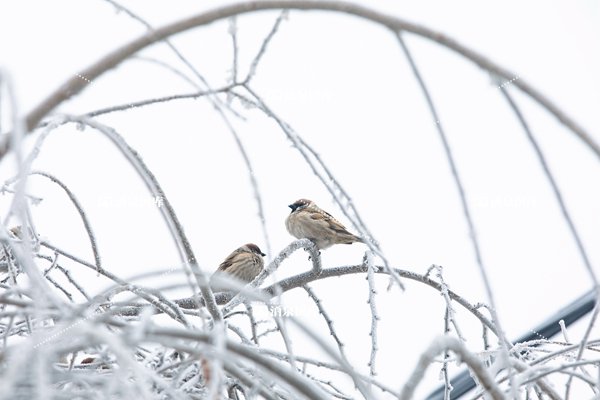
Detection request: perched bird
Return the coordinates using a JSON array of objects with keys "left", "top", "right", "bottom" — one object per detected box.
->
[
  {"left": 211, "top": 243, "right": 266, "bottom": 289},
  {"left": 285, "top": 198, "right": 364, "bottom": 250}
]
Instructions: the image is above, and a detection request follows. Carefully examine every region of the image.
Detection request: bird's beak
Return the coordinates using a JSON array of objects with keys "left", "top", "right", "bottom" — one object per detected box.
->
[
  {"left": 261, "top": 252, "right": 266, "bottom": 257},
  {"left": 288, "top": 204, "right": 295, "bottom": 210}
]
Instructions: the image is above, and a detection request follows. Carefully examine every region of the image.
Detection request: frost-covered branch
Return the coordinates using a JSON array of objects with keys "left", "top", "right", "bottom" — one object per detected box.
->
[
  {"left": 4, "top": 1, "right": 594, "bottom": 161},
  {"left": 303, "top": 284, "right": 347, "bottom": 359},
  {"left": 399, "top": 335, "right": 505, "bottom": 400},
  {"left": 365, "top": 251, "right": 379, "bottom": 376}
]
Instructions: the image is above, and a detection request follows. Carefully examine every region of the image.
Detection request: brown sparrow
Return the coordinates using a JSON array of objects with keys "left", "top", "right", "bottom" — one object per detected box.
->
[
  {"left": 285, "top": 199, "right": 364, "bottom": 250},
  {"left": 211, "top": 243, "right": 266, "bottom": 287}
]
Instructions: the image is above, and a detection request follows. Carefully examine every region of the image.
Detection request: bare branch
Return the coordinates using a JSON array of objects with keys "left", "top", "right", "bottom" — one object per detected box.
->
[
  {"left": 365, "top": 251, "right": 379, "bottom": 376},
  {"left": 303, "top": 284, "right": 347, "bottom": 360},
  {"left": 2, "top": 1, "right": 591, "bottom": 161},
  {"left": 30, "top": 171, "right": 101, "bottom": 273},
  {"left": 244, "top": 11, "right": 287, "bottom": 83},
  {"left": 399, "top": 336, "right": 505, "bottom": 400},
  {"left": 498, "top": 85, "right": 596, "bottom": 285}
]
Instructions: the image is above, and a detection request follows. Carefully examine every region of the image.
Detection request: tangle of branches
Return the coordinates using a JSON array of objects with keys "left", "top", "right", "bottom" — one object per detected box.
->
[{"left": 0, "top": 1, "right": 598, "bottom": 399}]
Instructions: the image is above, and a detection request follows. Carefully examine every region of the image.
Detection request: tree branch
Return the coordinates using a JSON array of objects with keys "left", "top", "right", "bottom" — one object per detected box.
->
[{"left": 3, "top": 1, "right": 593, "bottom": 162}]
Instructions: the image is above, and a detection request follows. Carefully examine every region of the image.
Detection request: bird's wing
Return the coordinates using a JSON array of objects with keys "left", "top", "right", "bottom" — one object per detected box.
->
[
  {"left": 217, "top": 250, "right": 239, "bottom": 272},
  {"left": 310, "top": 210, "right": 353, "bottom": 235}
]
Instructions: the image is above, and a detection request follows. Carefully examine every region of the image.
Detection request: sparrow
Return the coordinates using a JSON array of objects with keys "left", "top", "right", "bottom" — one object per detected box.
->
[
  {"left": 211, "top": 243, "right": 266, "bottom": 288},
  {"left": 285, "top": 198, "right": 364, "bottom": 250}
]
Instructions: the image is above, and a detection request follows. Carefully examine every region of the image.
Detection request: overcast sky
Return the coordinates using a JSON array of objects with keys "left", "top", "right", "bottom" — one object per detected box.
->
[{"left": 1, "top": 1, "right": 599, "bottom": 398}]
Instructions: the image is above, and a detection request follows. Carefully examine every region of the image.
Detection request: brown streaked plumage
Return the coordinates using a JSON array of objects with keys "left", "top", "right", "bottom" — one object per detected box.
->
[
  {"left": 211, "top": 243, "right": 266, "bottom": 288},
  {"left": 285, "top": 199, "right": 364, "bottom": 250}
]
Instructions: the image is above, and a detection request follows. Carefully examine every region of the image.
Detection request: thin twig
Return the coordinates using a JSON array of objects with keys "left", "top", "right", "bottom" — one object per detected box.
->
[
  {"left": 365, "top": 251, "right": 379, "bottom": 376},
  {"left": 244, "top": 11, "right": 287, "bottom": 83},
  {"left": 302, "top": 285, "right": 347, "bottom": 359},
  {"left": 84, "top": 88, "right": 234, "bottom": 118},
  {"left": 30, "top": 171, "right": 101, "bottom": 273},
  {"left": 498, "top": 85, "right": 596, "bottom": 285},
  {"left": 399, "top": 336, "right": 505, "bottom": 400},
  {"left": 228, "top": 17, "right": 239, "bottom": 83}
]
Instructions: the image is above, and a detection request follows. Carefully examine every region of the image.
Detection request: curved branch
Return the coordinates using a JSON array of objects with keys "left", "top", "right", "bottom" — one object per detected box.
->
[
  {"left": 262, "top": 264, "right": 501, "bottom": 339},
  {"left": 399, "top": 336, "right": 505, "bottom": 400},
  {"left": 61, "top": 116, "right": 222, "bottom": 322},
  {"left": 302, "top": 284, "right": 347, "bottom": 360},
  {"left": 13, "top": 0, "right": 597, "bottom": 161},
  {"left": 38, "top": 241, "right": 191, "bottom": 327},
  {"left": 150, "top": 263, "right": 500, "bottom": 344},
  {"left": 95, "top": 322, "right": 332, "bottom": 400},
  {"left": 23, "top": 114, "right": 222, "bottom": 322},
  {"left": 499, "top": 86, "right": 596, "bottom": 285},
  {"left": 28, "top": 171, "right": 101, "bottom": 272}
]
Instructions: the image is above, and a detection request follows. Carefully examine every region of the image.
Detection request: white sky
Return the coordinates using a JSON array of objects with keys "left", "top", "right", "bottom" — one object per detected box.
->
[{"left": 1, "top": 0, "right": 599, "bottom": 398}]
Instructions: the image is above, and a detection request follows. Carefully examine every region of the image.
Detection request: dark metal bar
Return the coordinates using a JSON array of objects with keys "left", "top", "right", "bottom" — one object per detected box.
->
[{"left": 425, "top": 289, "right": 596, "bottom": 399}]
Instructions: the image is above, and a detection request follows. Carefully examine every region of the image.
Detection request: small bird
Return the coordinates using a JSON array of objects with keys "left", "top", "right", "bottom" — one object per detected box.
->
[
  {"left": 285, "top": 198, "right": 364, "bottom": 250},
  {"left": 211, "top": 243, "right": 266, "bottom": 289}
]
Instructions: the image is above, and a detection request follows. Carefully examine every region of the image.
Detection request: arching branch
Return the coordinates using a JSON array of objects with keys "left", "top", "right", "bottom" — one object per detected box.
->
[{"left": 3, "top": 1, "right": 594, "bottom": 161}]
